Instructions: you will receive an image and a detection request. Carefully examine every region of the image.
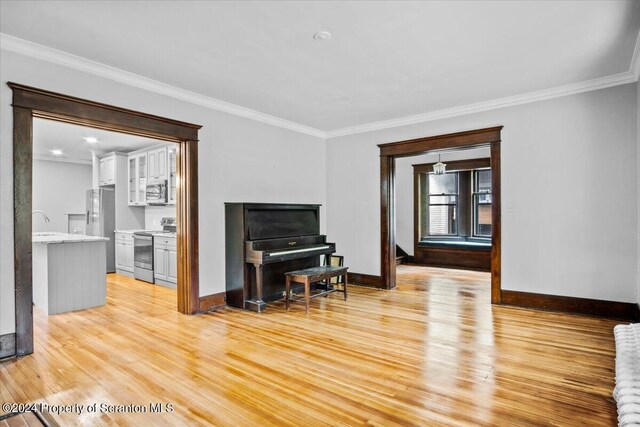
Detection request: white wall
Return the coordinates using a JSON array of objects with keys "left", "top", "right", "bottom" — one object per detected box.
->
[
  {"left": 0, "top": 50, "right": 326, "bottom": 336},
  {"left": 145, "top": 205, "right": 176, "bottom": 231},
  {"left": 395, "top": 148, "right": 490, "bottom": 255},
  {"left": 32, "top": 159, "right": 92, "bottom": 234},
  {"left": 327, "top": 83, "right": 639, "bottom": 303}
]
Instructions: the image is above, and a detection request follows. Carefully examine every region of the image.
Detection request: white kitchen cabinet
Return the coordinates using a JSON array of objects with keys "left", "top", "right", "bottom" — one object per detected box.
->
[
  {"left": 98, "top": 155, "right": 115, "bottom": 186},
  {"left": 115, "top": 232, "right": 134, "bottom": 276},
  {"left": 148, "top": 149, "right": 157, "bottom": 180},
  {"left": 127, "top": 152, "right": 148, "bottom": 206},
  {"left": 115, "top": 241, "right": 127, "bottom": 270},
  {"left": 154, "top": 246, "right": 167, "bottom": 281},
  {"left": 167, "top": 146, "right": 177, "bottom": 205},
  {"left": 125, "top": 242, "right": 134, "bottom": 271},
  {"left": 167, "top": 248, "right": 177, "bottom": 282},
  {"left": 153, "top": 235, "right": 176, "bottom": 288},
  {"left": 148, "top": 147, "right": 168, "bottom": 182},
  {"left": 92, "top": 152, "right": 145, "bottom": 231}
]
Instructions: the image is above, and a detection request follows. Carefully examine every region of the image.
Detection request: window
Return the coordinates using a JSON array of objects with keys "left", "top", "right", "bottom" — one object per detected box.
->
[
  {"left": 473, "top": 170, "right": 492, "bottom": 237},
  {"left": 427, "top": 173, "right": 458, "bottom": 236},
  {"left": 416, "top": 159, "right": 492, "bottom": 244}
]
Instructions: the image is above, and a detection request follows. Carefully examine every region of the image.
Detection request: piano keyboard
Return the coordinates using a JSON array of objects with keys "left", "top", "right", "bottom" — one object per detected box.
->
[{"left": 269, "top": 245, "right": 331, "bottom": 257}]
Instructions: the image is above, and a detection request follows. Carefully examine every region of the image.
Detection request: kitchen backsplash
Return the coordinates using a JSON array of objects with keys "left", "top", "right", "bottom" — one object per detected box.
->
[{"left": 145, "top": 205, "right": 176, "bottom": 230}]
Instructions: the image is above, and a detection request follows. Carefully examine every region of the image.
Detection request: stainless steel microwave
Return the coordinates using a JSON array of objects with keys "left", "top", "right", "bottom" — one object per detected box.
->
[{"left": 146, "top": 180, "right": 167, "bottom": 205}]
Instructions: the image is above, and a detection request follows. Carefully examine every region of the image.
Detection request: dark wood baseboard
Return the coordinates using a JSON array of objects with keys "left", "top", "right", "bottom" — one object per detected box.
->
[
  {"left": 502, "top": 290, "right": 640, "bottom": 321},
  {"left": 348, "top": 272, "right": 384, "bottom": 289},
  {"left": 199, "top": 292, "right": 226, "bottom": 313},
  {"left": 0, "top": 333, "right": 16, "bottom": 359}
]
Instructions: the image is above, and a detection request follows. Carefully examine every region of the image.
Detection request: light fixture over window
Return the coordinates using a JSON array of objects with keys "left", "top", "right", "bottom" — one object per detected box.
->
[{"left": 433, "top": 154, "right": 446, "bottom": 175}]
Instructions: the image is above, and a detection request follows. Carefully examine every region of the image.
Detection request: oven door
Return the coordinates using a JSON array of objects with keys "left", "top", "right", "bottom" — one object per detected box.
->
[{"left": 134, "top": 234, "right": 153, "bottom": 269}]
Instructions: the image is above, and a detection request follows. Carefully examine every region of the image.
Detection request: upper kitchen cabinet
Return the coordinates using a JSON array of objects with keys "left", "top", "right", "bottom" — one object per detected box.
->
[
  {"left": 98, "top": 154, "right": 115, "bottom": 186},
  {"left": 127, "top": 144, "right": 175, "bottom": 206},
  {"left": 168, "top": 146, "right": 177, "bottom": 205},
  {"left": 94, "top": 152, "right": 145, "bottom": 230},
  {"left": 128, "top": 152, "right": 147, "bottom": 206},
  {"left": 148, "top": 147, "right": 167, "bottom": 182}
]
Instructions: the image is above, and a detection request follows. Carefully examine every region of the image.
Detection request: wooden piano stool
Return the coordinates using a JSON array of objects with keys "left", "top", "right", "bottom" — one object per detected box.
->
[{"left": 285, "top": 266, "right": 348, "bottom": 313}]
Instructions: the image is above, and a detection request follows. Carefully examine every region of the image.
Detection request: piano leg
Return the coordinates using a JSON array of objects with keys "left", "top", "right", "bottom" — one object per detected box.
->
[
  {"left": 285, "top": 276, "right": 290, "bottom": 310},
  {"left": 245, "top": 263, "right": 267, "bottom": 312}
]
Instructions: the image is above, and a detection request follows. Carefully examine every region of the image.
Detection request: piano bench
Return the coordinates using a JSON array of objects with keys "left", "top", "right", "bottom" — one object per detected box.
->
[{"left": 285, "top": 266, "right": 348, "bottom": 313}]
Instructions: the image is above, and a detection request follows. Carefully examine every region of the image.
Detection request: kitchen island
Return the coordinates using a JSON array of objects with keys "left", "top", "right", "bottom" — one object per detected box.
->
[{"left": 32, "top": 232, "right": 109, "bottom": 315}]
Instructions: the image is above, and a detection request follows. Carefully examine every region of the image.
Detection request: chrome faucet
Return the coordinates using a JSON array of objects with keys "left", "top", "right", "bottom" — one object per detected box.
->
[{"left": 32, "top": 210, "right": 50, "bottom": 223}]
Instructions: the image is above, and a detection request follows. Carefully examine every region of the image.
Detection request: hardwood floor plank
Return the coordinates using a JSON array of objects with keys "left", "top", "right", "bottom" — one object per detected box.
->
[{"left": 1, "top": 266, "right": 619, "bottom": 425}]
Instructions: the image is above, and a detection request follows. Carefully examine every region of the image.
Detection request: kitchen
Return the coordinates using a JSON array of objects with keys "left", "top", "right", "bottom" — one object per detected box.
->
[{"left": 32, "top": 118, "right": 178, "bottom": 315}]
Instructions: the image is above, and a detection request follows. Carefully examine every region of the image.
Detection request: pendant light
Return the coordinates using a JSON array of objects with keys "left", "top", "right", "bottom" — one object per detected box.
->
[{"left": 433, "top": 154, "right": 446, "bottom": 175}]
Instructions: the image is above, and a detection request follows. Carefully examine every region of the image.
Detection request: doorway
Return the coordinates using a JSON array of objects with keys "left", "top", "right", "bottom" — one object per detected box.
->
[
  {"left": 378, "top": 126, "right": 502, "bottom": 303},
  {"left": 9, "top": 82, "right": 201, "bottom": 357}
]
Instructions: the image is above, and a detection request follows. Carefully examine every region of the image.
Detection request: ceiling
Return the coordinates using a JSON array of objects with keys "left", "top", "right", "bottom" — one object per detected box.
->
[
  {"left": 33, "top": 118, "right": 168, "bottom": 164},
  {"left": 2, "top": 1, "right": 639, "bottom": 133}
]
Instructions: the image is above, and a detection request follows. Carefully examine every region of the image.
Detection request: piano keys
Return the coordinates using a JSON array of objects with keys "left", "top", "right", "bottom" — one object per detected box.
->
[{"left": 225, "top": 203, "right": 336, "bottom": 312}]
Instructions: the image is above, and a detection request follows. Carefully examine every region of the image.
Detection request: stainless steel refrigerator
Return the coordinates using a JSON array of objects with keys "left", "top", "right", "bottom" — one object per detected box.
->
[{"left": 86, "top": 188, "right": 116, "bottom": 273}]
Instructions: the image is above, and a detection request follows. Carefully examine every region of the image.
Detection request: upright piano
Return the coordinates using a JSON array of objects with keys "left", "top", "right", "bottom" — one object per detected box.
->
[{"left": 225, "top": 203, "right": 335, "bottom": 312}]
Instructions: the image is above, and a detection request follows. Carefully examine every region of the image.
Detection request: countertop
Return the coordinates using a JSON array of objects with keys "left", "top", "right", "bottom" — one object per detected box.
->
[
  {"left": 151, "top": 232, "right": 177, "bottom": 237},
  {"left": 114, "top": 229, "right": 151, "bottom": 233},
  {"left": 32, "top": 232, "right": 109, "bottom": 244}
]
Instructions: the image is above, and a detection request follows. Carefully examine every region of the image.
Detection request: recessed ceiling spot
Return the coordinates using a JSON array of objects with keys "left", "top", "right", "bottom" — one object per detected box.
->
[
  {"left": 84, "top": 136, "right": 98, "bottom": 143},
  {"left": 50, "top": 149, "right": 64, "bottom": 156},
  {"left": 313, "top": 31, "right": 331, "bottom": 41}
]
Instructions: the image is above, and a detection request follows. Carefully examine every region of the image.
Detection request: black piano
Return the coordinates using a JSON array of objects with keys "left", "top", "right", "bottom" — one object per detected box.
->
[{"left": 225, "top": 203, "right": 336, "bottom": 312}]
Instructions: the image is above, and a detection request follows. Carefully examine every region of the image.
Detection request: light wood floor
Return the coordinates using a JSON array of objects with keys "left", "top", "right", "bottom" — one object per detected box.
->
[
  {"left": 0, "top": 411, "right": 45, "bottom": 427},
  {"left": 1, "top": 266, "right": 619, "bottom": 426}
]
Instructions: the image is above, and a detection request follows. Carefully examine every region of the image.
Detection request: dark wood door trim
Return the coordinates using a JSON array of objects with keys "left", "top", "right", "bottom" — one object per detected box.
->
[
  {"left": 8, "top": 82, "right": 202, "bottom": 357},
  {"left": 11, "top": 83, "right": 199, "bottom": 140},
  {"left": 379, "top": 126, "right": 502, "bottom": 302},
  {"left": 13, "top": 106, "right": 33, "bottom": 357},
  {"left": 489, "top": 141, "right": 502, "bottom": 303},
  {"left": 379, "top": 126, "right": 502, "bottom": 157},
  {"left": 380, "top": 155, "right": 396, "bottom": 290}
]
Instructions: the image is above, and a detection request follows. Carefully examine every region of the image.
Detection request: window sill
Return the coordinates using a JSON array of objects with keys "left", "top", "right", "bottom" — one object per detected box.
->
[{"left": 418, "top": 239, "right": 491, "bottom": 251}]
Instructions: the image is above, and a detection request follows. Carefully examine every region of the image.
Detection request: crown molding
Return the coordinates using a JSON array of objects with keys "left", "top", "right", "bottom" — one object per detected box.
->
[
  {"left": 33, "top": 154, "right": 93, "bottom": 165},
  {"left": 326, "top": 71, "right": 637, "bottom": 138},
  {"left": 3, "top": 33, "right": 638, "bottom": 142},
  {"left": 0, "top": 33, "right": 326, "bottom": 139},
  {"left": 630, "top": 30, "right": 640, "bottom": 80}
]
